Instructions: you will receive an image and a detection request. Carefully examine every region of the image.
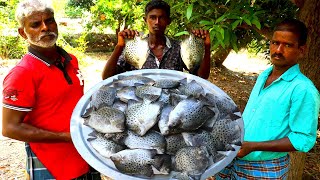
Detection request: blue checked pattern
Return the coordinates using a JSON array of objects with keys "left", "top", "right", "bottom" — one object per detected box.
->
[
  {"left": 25, "top": 143, "right": 101, "bottom": 180},
  {"left": 215, "top": 155, "right": 290, "bottom": 180}
]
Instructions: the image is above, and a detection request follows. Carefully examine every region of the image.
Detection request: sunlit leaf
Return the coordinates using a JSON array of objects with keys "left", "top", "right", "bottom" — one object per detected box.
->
[
  {"left": 174, "top": 31, "right": 190, "bottom": 37},
  {"left": 186, "top": 4, "right": 193, "bottom": 20},
  {"left": 199, "top": 20, "right": 214, "bottom": 26}
]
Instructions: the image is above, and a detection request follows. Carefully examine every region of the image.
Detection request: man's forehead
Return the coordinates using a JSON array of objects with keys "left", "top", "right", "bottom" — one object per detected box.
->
[
  {"left": 25, "top": 10, "right": 54, "bottom": 20},
  {"left": 272, "top": 31, "right": 299, "bottom": 42},
  {"left": 147, "top": 8, "right": 168, "bottom": 16}
]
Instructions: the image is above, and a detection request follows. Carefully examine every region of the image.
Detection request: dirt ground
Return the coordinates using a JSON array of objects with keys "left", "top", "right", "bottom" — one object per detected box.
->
[{"left": 0, "top": 51, "right": 319, "bottom": 179}]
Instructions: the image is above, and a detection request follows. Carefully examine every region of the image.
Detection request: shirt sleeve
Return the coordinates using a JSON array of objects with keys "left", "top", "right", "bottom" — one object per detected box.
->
[
  {"left": 2, "top": 66, "right": 35, "bottom": 111},
  {"left": 287, "top": 83, "right": 320, "bottom": 152}
]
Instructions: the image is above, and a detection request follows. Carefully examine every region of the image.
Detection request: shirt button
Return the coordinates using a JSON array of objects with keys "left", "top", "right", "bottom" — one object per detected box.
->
[{"left": 252, "top": 109, "right": 255, "bottom": 112}]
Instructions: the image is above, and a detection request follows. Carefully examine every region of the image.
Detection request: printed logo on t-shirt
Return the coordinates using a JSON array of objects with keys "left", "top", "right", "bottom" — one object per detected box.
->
[
  {"left": 3, "top": 89, "right": 20, "bottom": 101},
  {"left": 75, "top": 69, "right": 84, "bottom": 86}
]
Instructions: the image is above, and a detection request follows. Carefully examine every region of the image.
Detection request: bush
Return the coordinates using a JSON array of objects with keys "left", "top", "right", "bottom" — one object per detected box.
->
[{"left": 0, "top": 35, "right": 27, "bottom": 59}]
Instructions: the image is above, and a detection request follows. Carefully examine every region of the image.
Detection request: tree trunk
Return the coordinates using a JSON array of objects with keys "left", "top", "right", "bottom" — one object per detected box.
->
[
  {"left": 297, "top": 0, "right": 320, "bottom": 91},
  {"left": 287, "top": 0, "right": 319, "bottom": 179},
  {"left": 288, "top": 152, "right": 306, "bottom": 180},
  {"left": 212, "top": 47, "right": 232, "bottom": 67}
]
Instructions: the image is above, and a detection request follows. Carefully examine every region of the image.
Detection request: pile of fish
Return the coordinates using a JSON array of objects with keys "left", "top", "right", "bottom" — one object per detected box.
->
[
  {"left": 123, "top": 33, "right": 205, "bottom": 73},
  {"left": 82, "top": 74, "right": 242, "bottom": 180}
]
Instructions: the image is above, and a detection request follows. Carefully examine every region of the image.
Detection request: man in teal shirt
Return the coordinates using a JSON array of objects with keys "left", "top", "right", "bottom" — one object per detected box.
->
[{"left": 215, "top": 19, "right": 319, "bottom": 179}]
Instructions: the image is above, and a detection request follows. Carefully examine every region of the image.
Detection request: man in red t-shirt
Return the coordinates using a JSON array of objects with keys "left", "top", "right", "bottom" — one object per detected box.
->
[{"left": 2, "top": 0, "right": 100, "bottom": 179}]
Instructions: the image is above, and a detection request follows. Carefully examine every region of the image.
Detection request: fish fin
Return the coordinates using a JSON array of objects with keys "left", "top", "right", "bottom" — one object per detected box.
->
[
  {"left": 81, "top": 106, "right": 93, "bottom": 118},
  {"left": 117, "top": 75, "right": 126, "bottom": 80},
  {"left": 127, "top": 99, "right": 140, "bottom": 106},
  {"left": 87, "top": 131, "right": 98, "bottom": 137},
  {"left": 224, "top": 144, "right": 235, "bottom": 151},
  {"left": 173, "top": 172, "right": 194, "bottom": 180},
  {"left": 228, "top": 112, "right": 242, "bottom": 121},
  {"left": 212, "top": 152, "right": 226, "bottom": 163},
  {"left": 180, "top": 78, "right": 188, "bottom": 85},
  {"left": 233, "top": 141, "right": 242, "bottom": 146}
]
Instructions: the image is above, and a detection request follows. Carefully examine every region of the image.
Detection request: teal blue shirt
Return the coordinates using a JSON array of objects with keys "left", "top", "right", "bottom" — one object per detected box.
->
[{"left": 241, "top": 64, "right": 319, "bottom": 161}]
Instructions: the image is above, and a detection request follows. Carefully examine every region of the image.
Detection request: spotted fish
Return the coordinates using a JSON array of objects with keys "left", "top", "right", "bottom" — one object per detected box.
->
[
  {"left": 110, "top": 149, "right": 161, "bottom": 177},
  {"left": 180, "top": 33, "right": 205, "bottom": 73},
  {"left": 126, "top": 99, "right": 162, "bottom": 136},
  {"left": 91, "top": 85, "right": 117, "bottom": 110},
  {"left": 123, "top": 35, "right": 149, "bottom": 69},
  {"left": 211, "top": 118, "right": 242, "bottom": 148},
  {"left": 173, "top": 146, "right": 210, "bottom": 179},
  {"left": 123, "top": 130, "right": 166, "bottom": 154},
  {"left": 168, "top": 97, "right": 215, "bottom": 131},
  {"left": 112, "top": 75, "right": 155, "bottom": 87},
  {"left": 84, "top": 106, "right": 125, "bottom": 133},
  {"left": 87, "top": 131, "right": 125, "bottom": 158}
]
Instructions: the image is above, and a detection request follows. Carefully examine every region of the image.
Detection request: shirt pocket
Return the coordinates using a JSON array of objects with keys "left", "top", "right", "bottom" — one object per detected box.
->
[{"left": 261, "top": 98, "right": 289, "bottom": 128}]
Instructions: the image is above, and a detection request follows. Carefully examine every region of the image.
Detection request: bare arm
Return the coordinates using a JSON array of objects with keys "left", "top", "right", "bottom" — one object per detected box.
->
[
  {"left": 2, "top": 107, "right": 71, "bottom": 143},
  {"left": 237, "top": 138, "right": 296, "bottom": 158},
  {"left": 102, "top": 29, "right": 139, "bottom": 80},
  {"left": 192, "top": 29, "right": 211, "bottom": 79}
]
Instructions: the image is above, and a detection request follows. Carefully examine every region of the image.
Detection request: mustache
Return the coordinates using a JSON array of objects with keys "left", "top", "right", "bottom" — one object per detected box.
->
[
  {"left": 38, "top": 32, "right": 58, "bottom": 40},
  {"left": 271, "top": 53, "right": 285, "bottom": 60}
]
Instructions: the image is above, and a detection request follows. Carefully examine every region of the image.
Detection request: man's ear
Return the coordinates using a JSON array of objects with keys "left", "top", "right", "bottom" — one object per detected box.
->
[
  {"left": 18, "top": 28, "right": 28, "bottom": 40},
  {"left": 167, "top": 17, "right": 171, "bottom": 25},
  {"left": 298, "top": 45, "right": 307, "bottom": 58}
]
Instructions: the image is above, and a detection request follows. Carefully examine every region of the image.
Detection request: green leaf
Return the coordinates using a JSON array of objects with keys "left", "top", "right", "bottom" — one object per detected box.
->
[
  {"left": 220, "top": 40, "right": 226, "bottom": 48},
  {"left": 243, "top": 18, "right": 252, "bottom": 26},
  {"left": 252, "top": 19, "right": 261, "bottom": 29},
  {"left": 231, "top": 34, "right": 239, "bottom": 52},
  {"left": 215, "top": 14, "right": 226, "bottom": 23},
  {"left": 186, "top": 4, "right": 193, "bottom": 20},
  {"left": 224, "top": 30, "right": 230, "bottom": 47},
  {"left": 199, "top": 20, "right": 214, "bottom": 26},
  {"left": 174, "top": 31, "right": 190, "bottom": 37},
  {"left": 231, "top": 19, "right": 242, "bottom": 30},
  {"left": 212, "top": 40, "right": 221, "bottom": 50},
  {"left": 198, "top": 0, "right": 205, "bottom": 6}
]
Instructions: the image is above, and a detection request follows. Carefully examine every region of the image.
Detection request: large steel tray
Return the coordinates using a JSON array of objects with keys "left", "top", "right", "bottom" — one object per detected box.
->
[{"left": 70, "top": 69, "right": 244, "bottom": 180}]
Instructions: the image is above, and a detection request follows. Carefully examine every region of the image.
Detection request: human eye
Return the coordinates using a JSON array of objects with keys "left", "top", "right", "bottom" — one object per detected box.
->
[
  {"left": 46, "top": 17, "right": 55, "bottom": 24},
  {"left": 271, "top": 41, "right": 278, "bottom": 45},
  {"left": 149, "top": 15, "right": 156, "bottom": 20},
  {"left": 30, "top": 22, "right": 40, "bottom": 28},
  {"left": 285, "top": 43, "right": 293, "bottom": 48}
]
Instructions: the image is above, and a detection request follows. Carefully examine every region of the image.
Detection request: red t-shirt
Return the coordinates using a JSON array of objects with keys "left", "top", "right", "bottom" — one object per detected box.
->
[{"left": 2, "top": 50, "right": 89, "bottom": 179}]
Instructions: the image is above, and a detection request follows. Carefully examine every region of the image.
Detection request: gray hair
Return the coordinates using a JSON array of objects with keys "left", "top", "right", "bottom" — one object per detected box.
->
[{"left": 15, "top": 0, "right": 54, "bottom": 28}]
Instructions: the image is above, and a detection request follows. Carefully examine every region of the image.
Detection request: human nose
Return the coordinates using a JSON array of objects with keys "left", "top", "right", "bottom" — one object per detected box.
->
[
  {"left": 154, "top": 18, "right": 159, "bottom": 24},
  {"left": 40, "top": 21, "right": 49, "bottom": 32},
  {"left": 275, "top": 44, "right": 284, "bottom": 53}
]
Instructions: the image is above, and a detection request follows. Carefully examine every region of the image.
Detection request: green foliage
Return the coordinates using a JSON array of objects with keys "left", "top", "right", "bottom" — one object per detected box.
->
[
  {"left": 87, "top": 0, "right": 297, "bottom": 53},
  {"left": 89, "top": 0, "right": 145, "bottom": 33},
  {"left": 0, "top": 0, "right": 25, "bottom": 59},
  {"left": 0, "top": 35, "right": 27, "bottom": 59},
  {"left": 67, "top": 0, "right": 95, "bottom": 10}
]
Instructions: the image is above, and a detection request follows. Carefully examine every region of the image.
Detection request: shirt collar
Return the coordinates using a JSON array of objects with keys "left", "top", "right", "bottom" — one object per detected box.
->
[
  {"left": 144, "top": 34, "right": 172, "bottom": 49},
  {"left": 261, "top": 64, "right": 300, "bottom": 82},
  {"left": 28, "top": 46, "right": 72, "bottom": 66}
]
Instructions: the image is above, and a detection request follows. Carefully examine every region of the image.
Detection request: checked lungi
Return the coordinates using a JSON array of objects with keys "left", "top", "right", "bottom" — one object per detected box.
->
[
  {"left": 25, "top": 143, "right": 101, "bottom": 180},
  {"left": 214, "top": 155, "right": 290, "bottom": 180}
]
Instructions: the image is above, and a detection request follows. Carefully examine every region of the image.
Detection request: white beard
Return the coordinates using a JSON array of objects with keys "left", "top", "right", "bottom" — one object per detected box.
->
[{"left": 26, "top": 31, "right": 58, "bottom": 48}]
